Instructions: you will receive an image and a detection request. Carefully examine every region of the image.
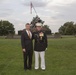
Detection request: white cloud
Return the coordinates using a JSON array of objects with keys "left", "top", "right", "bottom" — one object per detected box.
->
[
  {"left": 47, "top": 0, "right": 76, "bottom": 6},
  {"left": 0, "top": 0, "right": 11, "bottom": 4},
  {"left": 0, "top": 0, "right": 76, "bottom": 34}
]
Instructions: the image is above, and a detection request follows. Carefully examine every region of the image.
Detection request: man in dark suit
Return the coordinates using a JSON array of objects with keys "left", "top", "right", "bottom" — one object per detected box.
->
[{"left": 21, "top": 23, "right": 33, "bottom": 71}]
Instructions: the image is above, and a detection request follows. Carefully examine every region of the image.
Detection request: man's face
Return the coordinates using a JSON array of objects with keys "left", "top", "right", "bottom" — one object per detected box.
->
[
  {"left": 26, "top": 24, "right": 30, "bottom": 30},
  {"left": 36, "top": 26, "right": 42, "bottom": 31}
]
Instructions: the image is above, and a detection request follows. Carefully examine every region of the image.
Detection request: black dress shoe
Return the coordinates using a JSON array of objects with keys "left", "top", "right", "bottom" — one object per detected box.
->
[
  {"left": 28, "top": 67, "right": 32, "bottom": 70},
  {"left": 24, "top": 68, "right": 27, "bottom": 71},
  {"left": 29, "top": 68, "right": 32, "bottom": 70}
]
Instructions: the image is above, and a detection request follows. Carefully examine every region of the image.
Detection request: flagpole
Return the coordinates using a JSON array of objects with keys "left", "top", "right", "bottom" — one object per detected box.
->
[
  {"left": 30, "top": 2, "right": 32, "bottom": 14},
  {"left": 32, "top": 5, "right": 37, "bottom": 15},
  {"left": 30, "top": 2, "right": 38, "bottom": 16}
]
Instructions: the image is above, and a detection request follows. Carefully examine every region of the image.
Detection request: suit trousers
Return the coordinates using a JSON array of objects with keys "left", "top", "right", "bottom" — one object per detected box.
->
[
  {"left": 34, "top": 51, "right": 45, "bottom": 70},
  {"left": 23, "top": 50, "right": 33, "bottom": 69}
]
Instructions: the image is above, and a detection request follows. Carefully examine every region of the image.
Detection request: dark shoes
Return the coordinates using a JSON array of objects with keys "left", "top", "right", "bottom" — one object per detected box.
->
[
  {"left": 24, "top": 67, "right": 32, "bottom": 71},
  {"left": 28, "top": 67, "right": 32, "bottom": 70},
  {"left": 24, "top": 68, "right": 27, "bottom": 71}
]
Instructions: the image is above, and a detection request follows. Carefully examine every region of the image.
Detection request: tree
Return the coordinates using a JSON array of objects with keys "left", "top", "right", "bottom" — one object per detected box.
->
[
  {"left": 65, "top": 24, "right": 75, "bottom": 35},
  {"left": 74, "top": 24, "right": 76, "bottom": 34},
  {"left": 59, "top": 26, "right": 65, "bottom": 35},
  {"left": 59, "top": 21, "right": 76, "bottom": 35},
  {"left": 0, "top": 20, "right": 15, "bottom": 36},
  {"left": 42, "top": 25, "right": 51, "bottom": 34}
]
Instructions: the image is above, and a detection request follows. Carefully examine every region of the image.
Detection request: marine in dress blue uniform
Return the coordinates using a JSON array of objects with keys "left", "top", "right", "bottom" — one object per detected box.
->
[{"left": 33, "top": 23, "right": 48, "bottom": 70}]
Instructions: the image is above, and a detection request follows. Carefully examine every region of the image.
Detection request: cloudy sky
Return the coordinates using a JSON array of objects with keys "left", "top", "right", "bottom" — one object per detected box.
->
[{"left": 0, "top": 0, "right": 76, "bottom": 34}]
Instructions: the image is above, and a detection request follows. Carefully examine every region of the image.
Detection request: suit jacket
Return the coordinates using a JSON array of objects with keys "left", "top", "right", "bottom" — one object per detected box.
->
[{"left": 21, "top": 29, "right": 33, "bottom": 51}]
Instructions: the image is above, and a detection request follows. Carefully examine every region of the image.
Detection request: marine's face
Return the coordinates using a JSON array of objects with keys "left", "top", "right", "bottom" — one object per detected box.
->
[{"left": 36, "top": 26, "right": 42, "bottom": 31}]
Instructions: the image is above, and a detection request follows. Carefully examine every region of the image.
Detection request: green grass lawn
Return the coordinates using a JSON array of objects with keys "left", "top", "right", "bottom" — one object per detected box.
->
[{"left": 0, "top": 38, "right": 76, "bottom": 75}]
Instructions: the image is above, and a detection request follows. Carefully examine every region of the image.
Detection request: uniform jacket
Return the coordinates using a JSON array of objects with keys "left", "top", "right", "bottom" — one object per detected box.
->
[{"left": 33, "top": 30, "right": 48, "bottom": 51}]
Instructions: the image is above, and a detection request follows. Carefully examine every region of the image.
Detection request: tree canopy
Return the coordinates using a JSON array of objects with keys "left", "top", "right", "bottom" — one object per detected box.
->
[
  {"left": 59, "top": 21, "right": 76, "bottom": 35},
  {"left": 0, "top": 20, "right": 15, "bottom": 36}
]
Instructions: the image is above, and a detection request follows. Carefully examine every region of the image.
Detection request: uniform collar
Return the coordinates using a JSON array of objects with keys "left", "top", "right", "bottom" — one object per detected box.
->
[{"left": 37, "top": 30, "right": 42, "bottom": 33}]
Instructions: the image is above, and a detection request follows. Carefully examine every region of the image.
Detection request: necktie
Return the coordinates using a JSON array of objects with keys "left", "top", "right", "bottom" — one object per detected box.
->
[{"left": 28, "top": 31, "right": 31, "bottom": 39}]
